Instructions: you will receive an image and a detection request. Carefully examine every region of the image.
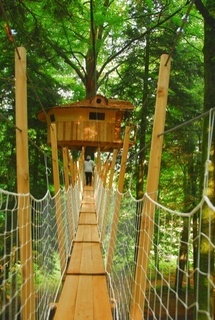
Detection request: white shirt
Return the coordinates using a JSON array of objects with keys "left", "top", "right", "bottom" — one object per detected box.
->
[{"left": 84, "top": 160, "right": 94, "bottom": 173}]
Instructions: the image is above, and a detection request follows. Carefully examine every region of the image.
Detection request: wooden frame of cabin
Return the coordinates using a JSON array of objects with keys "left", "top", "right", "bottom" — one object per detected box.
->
[{"left": 37, "top": 95, "right": 134, "bottom": 151}]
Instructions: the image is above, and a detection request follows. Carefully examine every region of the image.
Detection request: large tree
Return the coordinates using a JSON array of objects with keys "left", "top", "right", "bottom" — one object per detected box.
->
[
  {"left": 194, "top": 0, "right": 215, "bottom": 318},
  {"left": 2, "top": 0, "right": 190, "bottom": 100}
]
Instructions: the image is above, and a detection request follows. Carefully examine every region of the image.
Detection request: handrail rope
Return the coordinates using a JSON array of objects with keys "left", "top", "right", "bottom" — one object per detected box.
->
[
  {"left": 44, "top": 154, "right": 51, "bottom": 190},
  {"left": 158, "top": 106, "right": 215, "bottom": 137},
  {"left": 0, "top": 107, "right": 54, "bottom": 187},
  {"left": 0, "top": 1, "right": 66, "bottom": 174},
  {"left": 124, "top": 107, "right": 215, "bottom": 178},
  {"left": 203, "top": 108, "right": 215, "bottom": 193},
  {"left": 0, "top": 2, "right": 50, "bottom": 124},
  {"left": 90, "top": 0, "right": 101, "bottom": 151},
  {"left": 128, "top": 0, "right": 197, "bottom": 160},
  {"left": 0, "top": 74, "right": 15, "bottom": 81},
  {"left": 165, "top": 0, "right": 196, "bottom": 66},
  {"left": 1, "top": 0, "right": 201, "bottom": 178},
  {"left": 0, "top": 112, "right": 22, "bottom": 132},
  {"left": 0, "top": 109, "right": 53, "bottom": 161},
  {"left": 0, "top": 0, "right": 21, "bottom": 59},
  {"left": 0, "top": 0, "right": 51, "bottom": 125},
  {"left": 26, "top": 74, "right": 50, "bottom": 124},
  {"left": 108, "top": 1, "right": 202, "bottom": 195}
]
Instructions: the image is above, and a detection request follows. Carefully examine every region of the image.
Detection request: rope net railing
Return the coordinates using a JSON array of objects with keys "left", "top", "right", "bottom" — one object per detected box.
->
[
  {"left": 95, "top": 110, "right": 215, "bottom": 320},
  {"left": 0, "top": 180, "right": 82, "bottom": 320},
  {"left": 96, "top": 181, "right": 215, "bottom": 319}
]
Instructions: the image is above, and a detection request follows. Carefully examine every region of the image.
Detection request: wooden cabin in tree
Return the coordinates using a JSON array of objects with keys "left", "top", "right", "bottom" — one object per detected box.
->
[{"left": 37, "top": 94, "right": 134, "bottom": 151}]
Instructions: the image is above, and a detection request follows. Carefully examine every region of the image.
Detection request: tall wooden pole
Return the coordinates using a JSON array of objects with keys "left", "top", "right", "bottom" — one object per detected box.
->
[
  {"left": 62, "top": 147, "right": 69, "bottom": 190},
  {"left": 50, "top": 123, "right": 66, "bottom": 272},
  {"left": 108, "top": 149, "right": 118, "bottom": 190},
  {"left": 15, "top": 47, "right": 35, "bottom": 320},
  {"left": 101, "top": 149, "right": 118, "bottom": 242},
  {"left": 62, "top": 147, "right": 74, "bottom": 243},
  {"left": 106, "top": 127, "right": 130, "bottom": 273},
  {"left": 130, "top": 54, "right": 171, "bottom": 320}
]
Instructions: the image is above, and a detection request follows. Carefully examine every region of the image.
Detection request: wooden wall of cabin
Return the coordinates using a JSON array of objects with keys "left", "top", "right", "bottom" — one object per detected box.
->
[{"left": 46, "top": 109, "right": 124, "bottom": 147}]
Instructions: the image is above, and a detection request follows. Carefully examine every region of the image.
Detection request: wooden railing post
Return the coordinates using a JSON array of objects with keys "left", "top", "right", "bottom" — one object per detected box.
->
[
  {"left": 100, "top": 149, "right": 118, "bottom": 242},
  {"left": 62, "top": 147, "right": 74, "bottom": 243},
  {"left": 97, "top": 157, "right": 110, "bottom": 231},
  {"left": 15, "top": 47, "right": 35, "bottom": 320},
  {"left": 62, "top": 147, "right": 69, "bottom": 190},
  {"left": 130, "top": 54, "right": 171, "bottom": 320},
  {"left": 50, "top": 123, "right": 66, "bottom": 272}
]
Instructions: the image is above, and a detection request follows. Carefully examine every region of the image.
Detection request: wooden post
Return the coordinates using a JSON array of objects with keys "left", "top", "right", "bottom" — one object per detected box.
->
[
  {"left": 79, "top": 147, "right": 85, "bottom": 190},
  {"left": 69, "top": 157, "right": 75, "bottom": 187},
  {"left": 62, "top": 147, "right": 74, "bottom": 242},
  {"left": 97, "top": 158, "right": 110, "bottom": 231},
  {"left": 97, "top": 149, "right": 101, "bottom": 177},
  {"left": 50, "top": 123, "right": 66, "bottom": 272},
  {"left": 101, "top": 149, "right": 118, "bottom": 242},
  {"left": 106, "top": 127, "right": 130, "bottom": 273},
  {"left": 108, "top": 149, "right": 118, "bottom": 190},
  {"left": 62, "top": 147, "right": 69, "bottom": 190},
  {"left": 15, "top": 47, "right": 35, "bottom": 320},
  {"left": 130, "top": 54, "right": 171, "bottom": 320},
  {"left": 102, "top": 159, "right": 109, "bottom": 188}
]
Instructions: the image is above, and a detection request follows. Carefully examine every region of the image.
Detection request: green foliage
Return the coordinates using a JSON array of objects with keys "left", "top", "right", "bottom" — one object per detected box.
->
[{"left": 0, "top": 2, "right": 212, "bottom": 316}]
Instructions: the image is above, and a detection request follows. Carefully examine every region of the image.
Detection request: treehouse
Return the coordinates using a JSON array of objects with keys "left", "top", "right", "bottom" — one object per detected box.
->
[{"left": 37, "top": 94, "right": 134, "bottom": 151}]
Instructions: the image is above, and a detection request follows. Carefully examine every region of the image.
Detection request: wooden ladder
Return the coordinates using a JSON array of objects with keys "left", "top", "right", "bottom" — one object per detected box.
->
[{"left": 54, "top": 186, "right": 113, "bottom": 320}]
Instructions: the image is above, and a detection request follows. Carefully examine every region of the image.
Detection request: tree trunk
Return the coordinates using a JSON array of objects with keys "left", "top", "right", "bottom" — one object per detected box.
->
[
  {"left": 134, "top": 34, "right": 150, "bottom": 263},
  {"left": 176, "top": 217, "right": 189, "bottom": 291},
  {"left": 136, "top": 33, "right": 150, "bottom": 199},
  {"left": 85, "top": 48, "right": 97, "bottom": 99},
  {"left": 85, "top": 9, "right": 97, "bottom": 99},
  {"left": 195, "top": 1, "right": 215, "bottom": 318}
]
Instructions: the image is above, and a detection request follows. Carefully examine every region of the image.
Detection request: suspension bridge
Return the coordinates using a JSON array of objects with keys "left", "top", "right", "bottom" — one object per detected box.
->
[{"left": 0, "top": 49, "right": 215, "bottom": 320}]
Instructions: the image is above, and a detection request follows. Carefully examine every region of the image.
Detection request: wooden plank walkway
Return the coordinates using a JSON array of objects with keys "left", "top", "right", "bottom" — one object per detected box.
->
[{"left": 54, "top": 186, "right": 113, "bottom": 320}]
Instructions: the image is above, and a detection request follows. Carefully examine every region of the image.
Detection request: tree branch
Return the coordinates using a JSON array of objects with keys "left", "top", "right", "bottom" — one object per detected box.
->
[
  {"left": 45, "top": 36, "right": 86, "bottom": 84},
  {"left": 98, "top": 6, "right": 182, "bottom": 78},
  {"left": 195, "top": 0, "right": 215, "bottom": 27}
]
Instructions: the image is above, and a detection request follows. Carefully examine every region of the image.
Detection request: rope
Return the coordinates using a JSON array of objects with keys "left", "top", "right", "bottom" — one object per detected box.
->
[
  {"left": 0, "top": 0, "right": 66, "bottom": 174},
  {"left": 44, "top": 154, "right": 51, "bottom": 190},
  {"left": 27, "top": 75, "right": 50, "bottom": 124},
  {"left": 0, "top": 1, "right": 51, "bottom": 124},
  {"left": 165, "top": 0, "right": 196, "bottom": 66},
  {"left": 0, "top": 110, "right": 53, "bottom": 162},
  {"left": 158, "top": 106, "right": 215, "bottom": 137},
  {"left": 0, "top": 0, "right": 21, "bottom": 59},
  {"left": 203, "top": 108, "right": 215, "bottom": 194},
  {"left": 0, "top": 112, "right": 22, "bottom": 132}
]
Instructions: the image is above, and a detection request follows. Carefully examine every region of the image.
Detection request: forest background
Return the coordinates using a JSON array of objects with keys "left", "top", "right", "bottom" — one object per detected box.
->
[
  {"left": 0, "top": 0, "right": 215, "bottom": 318},
  {"left": 1, "top": 0, "right": 214, "bottom": 205}
]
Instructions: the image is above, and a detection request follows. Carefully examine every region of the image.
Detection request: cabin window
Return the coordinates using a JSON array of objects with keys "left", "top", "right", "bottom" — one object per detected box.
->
[{"left": 89, "top": 112, "right": 105, "bottom": 120}]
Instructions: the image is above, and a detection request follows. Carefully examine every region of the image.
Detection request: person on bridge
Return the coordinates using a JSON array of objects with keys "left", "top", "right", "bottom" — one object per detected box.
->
[{"left": 84, "top": 155, "right": 95, "bottom": 186}]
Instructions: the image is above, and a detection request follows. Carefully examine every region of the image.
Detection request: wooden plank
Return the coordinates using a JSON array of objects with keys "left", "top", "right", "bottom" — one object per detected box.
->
[
  {"left": 81, "top": 202, "right": 96, "bottom": 213},
  {"left": 65, "top": 122, "right": 72, "bottom": 140},
  {"left": 54, "top": 276, "right": 113, "bottom": 320},
  {"left": 53, "top": 276, "right": 84, "bottom": 320},
  {"left": 79, "top": 213, "right": 97, "bottom": 225},
  {"left": 82, "top": 192, "right": 94, "bottom": 203},
  {"left": 67, "top": 242, "right": 105, "bottom": 275},
  {"left": 93, "top": 276, "right": 113, "bottom": 319},
  {"left": 75, "top": 276, "right": 94, "bottom": 319},
  {"left": 75, "top": 225, "right": 99, "bottom": 242},
  {"left": 83, "top": 186, "right": 93, "bottom": 191}
]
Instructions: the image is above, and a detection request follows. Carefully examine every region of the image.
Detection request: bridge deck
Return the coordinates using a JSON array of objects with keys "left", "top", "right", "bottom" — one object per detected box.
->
[{"left": 54, "top": 186, "right": 113, "bottom": 320}]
